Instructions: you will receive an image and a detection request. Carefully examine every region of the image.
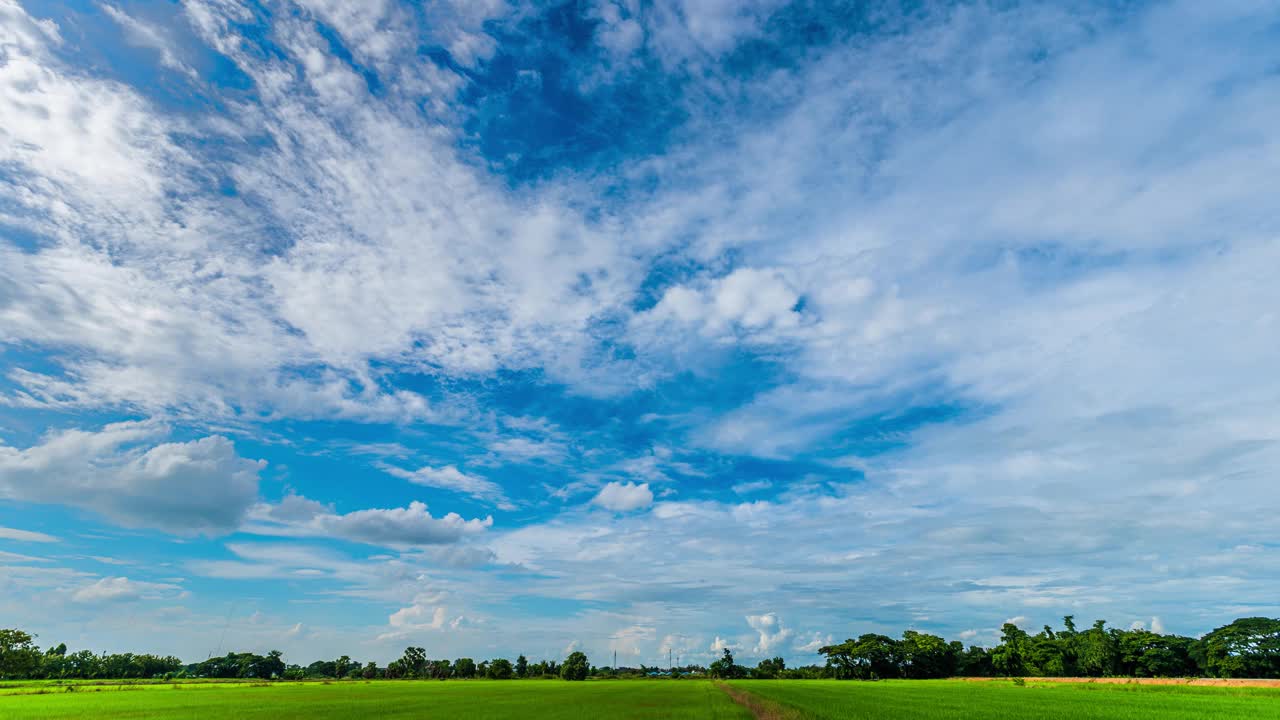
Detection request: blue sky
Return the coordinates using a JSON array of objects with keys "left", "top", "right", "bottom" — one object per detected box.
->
[{"left": 1, "top": 0, "right": 1279, "bottom": 666}]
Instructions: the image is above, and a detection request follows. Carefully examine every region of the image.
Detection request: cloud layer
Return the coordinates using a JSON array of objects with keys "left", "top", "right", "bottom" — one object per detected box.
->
[{"left": 0, "top": 0, "right": 1278, "bottom": 665}]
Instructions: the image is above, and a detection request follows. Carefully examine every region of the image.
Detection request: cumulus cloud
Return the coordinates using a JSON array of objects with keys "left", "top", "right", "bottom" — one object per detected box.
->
[
  {"left": 71, "top": 576, "right": 182, "bottom": 604},
  {"left": 0, "top": 422, "right": 263, "bottom": 534},
  {"left": 747, "top": 612, "right": 793, "bottom": 655},
  {"left": 591, "top": 482, "right": 654, "bottom": 512},
  {"left": 634, "top": 268, "right": 803, "bottom": 347},
  {"left": 251, "top": 495, "right": 492, "bottom": 547},
  {"left": 323, "top": 503, "right": 491, "bottom": 546},
  {"left": 381, "top": 597, "right": 453, "bottom": 639}
]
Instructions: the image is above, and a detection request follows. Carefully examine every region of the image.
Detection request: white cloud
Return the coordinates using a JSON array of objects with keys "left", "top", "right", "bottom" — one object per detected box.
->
[
  {"left": 794, "top": 632, "right": 832, "bottom": 654},
  {"left": 746, "top": 612, "right": 793, "bottom": 655},
  {"left": 488, "top": 438, "right": 568, "bottom": 463},
  {"left": 323, "top": 503, "right": 491, "bottom": 546},
  {"left": 383, "top": 599, "right": 449, "bottom": 638},
  {"left": 731, "top": 480, "right": 772, "bottom": 495},
  {"left": 608, "top": 624, "right": 655, "bottom": 657},
  {"left": 0, "top": 0, "right": 638, "bottom": 422},
  {"left": 72, "top": 576, "right": 181, "bottom": 604},
  {"left": 634, "top": 268, "right": 803, "bottom": 349},
  {"left": 381, "top": 464, "right": 513, "bottom": 510},
  {"left": 591, "top": 481, "right": 654, "bottom": 512},
  {"left": 0, "top": 422, "right": 264, "bottom": 534},
  {"left": 0, "top": 526, "right": 58, "bottom": 543},
  {"left": 249, "top": 495, "right": 492, "bottom": 548},
  {"left": 100, "top": 4, "right": 197, "bottom": 78}
]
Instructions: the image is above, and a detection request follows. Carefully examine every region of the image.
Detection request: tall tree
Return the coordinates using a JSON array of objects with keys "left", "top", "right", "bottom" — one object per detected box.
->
[
  {"left": 709, "top": 648, "right": 744, "bottom": 679},
  {"left": 820, "top": 634, "right": 901, "bottom": 680},
  {"left": 0, "top": 629, "right": 42, "bottom": 680},
  {"left": 899, "top": 631, "right": 958, "bottom": 679},
  {"left": 1195, "top": 617, "right": 1280, "bottom": 678},
  {"left": 561, "top": 651, "right": 590, "bottom": 681},
  {"left": 401, "top": 647, "right": 427, "bottom": 678},
  {"left": 991, "top": 624, "right": 1032, "bottom": 676},
  {"left": 487, "top": 658, "right": 514, "bottom": 679},
  {"left": 454, "top": 657, "right": 477, "bottom": 679}
]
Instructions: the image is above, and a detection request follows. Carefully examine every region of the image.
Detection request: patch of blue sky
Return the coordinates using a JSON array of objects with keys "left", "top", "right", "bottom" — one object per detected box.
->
[
  {"left": 28, "top": 0, "right": 251, "bottom": 106},
  {"left": 495, "top": 594, "right": 617, "bottom": 619},
  {"left": 454, "top": 4, "right": 688, "bottom": 183}
]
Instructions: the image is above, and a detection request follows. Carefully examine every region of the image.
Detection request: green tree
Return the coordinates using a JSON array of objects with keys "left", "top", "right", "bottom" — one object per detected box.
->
[
  {"left": 429, "top": 659, "right": 452, "bottom": 680},
  {"left": 753, "top": 656, "right": 785, "bottom": 678},
  {"left": 334, "top": 655, "right": 352, "bottom": 678},
  {"left": 1116, "top": 630, "right": 1195, "bottom": 677},
  {"left": 1077, "top": 620, "right": 1117, "bottom": 677},
  {"left": 1028, "top": 627, "right": 1066, "bottom": 676},
  {"left": 991, "top": 623, "right": 1032, "bottom": 677},
  {"left": 819, "top": 634, "right": 900, "bottom": 680},
  {"left": 401, "top": 647, "right": 426, "bottom": 677},
  {"left": 899, "top": 631, "right": 958, "bottom": 679},
  {"left": 1195, "top": 617, "right": 1280, "bottom": 678},
  {"left": 561, "top": 651, "right": 590, "bottom": 681},
  {"left": 0, "top": 629, "right": 42, "bottom": 679},
  {"left": 515, "top": 654, "right": 528, "bottom": 678},
  {"left": 956, "top": 645, "right": 994, "bottom": 676},
  {"left": 454, "top": 657, "right": 477, "bottom": 679},
  {"left": 487, "top": 658, "right": 514, "bottom": 679},
  {"left": 709, "top": 648, "right": 745, "bottom": 679}
]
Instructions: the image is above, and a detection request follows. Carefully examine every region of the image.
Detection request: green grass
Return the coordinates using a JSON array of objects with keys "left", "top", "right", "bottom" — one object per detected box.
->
[
  {"left": 8, "top": 678, "right": 1280, "bottom": 719},
  {"left": 0, "top": 679, "right": 750, "bottom": 719},
  {"left": 726, "top": 679, "right": 1280, "bottom": 719}
]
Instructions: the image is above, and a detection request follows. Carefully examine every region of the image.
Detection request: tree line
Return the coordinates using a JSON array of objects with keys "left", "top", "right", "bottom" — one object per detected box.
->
[
  {"left": 2, "top": 616, "right": 1277, "bottom": 681},
  {"left": 815, "top": 616, "right": 1280, "bottom": 680}
]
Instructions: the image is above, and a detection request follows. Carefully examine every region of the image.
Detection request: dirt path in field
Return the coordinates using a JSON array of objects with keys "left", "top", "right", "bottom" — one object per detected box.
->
[
  {"left": 957, "top": 677, "right": 1280, "bottom": 688},
  {"left": 716, "top": 683, "right": 805, "bottom": 720}
]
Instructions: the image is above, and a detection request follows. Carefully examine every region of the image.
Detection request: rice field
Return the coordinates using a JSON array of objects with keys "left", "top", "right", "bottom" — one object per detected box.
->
[
  {"left": 4, "top": 677, "right": 1280, "bottom": 719},
  {"left": 724, "top": 679, "right": 1280, "bottom": 719},
  {"left": 0, "top": 679, "right": 749, "bottom": 719}
]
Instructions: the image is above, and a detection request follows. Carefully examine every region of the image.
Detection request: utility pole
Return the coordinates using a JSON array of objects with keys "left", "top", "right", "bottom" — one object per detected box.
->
[
  {"left": 613, "top": 650, "right": 616, "bottom": 669},
  {"left": 669, "top": 648, "right": 673, "bottom": 671}
]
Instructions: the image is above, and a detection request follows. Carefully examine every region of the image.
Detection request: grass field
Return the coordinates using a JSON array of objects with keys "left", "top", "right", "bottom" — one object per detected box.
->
[
  {"left": 0, "top": 679, "right": 749, "bottom": 719},
  {"left": 725, "top": 679, "right": 1280, "bottom": 719},
  {"left": 5, "top": 678, "right": 1280, "bottom": 718}
]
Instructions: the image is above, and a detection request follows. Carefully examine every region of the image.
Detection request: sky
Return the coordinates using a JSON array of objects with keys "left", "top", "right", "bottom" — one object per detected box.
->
[{"left": 1, "top": 0, "right": 1279, "bottom": 668}]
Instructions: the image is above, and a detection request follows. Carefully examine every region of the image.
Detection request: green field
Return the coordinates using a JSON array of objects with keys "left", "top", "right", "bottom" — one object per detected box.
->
[
  {"left": 0, "top": 679, "right": 748, "bottom": 719},
  {"left": 5, "top": 678, "right": 1280, "bottom": 719},
  {"left": 725, "top": 679, "right": 1280, "bottom": 719}
]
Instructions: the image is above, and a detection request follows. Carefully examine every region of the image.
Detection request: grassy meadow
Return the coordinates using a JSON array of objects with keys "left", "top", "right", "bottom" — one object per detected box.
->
[
  {"left": 6, "top": 677, "right": 1280, "bottom": 718},
  {"left": 725, "top": 679, "right": 1280, "bottom": 719},
  {"left": 0, "top": 679, "right": 748, "bottom": 719}
]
